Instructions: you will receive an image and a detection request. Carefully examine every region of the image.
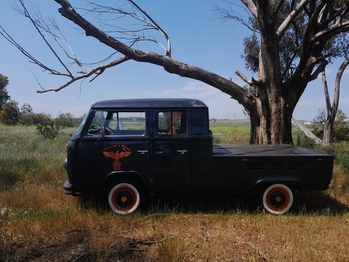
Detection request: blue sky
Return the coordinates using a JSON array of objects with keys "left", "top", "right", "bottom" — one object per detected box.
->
[{"left": 0, "top": 0, "right": 348, "bottom": 120}]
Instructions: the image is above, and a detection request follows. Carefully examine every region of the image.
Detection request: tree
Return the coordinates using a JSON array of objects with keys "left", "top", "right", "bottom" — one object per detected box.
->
[
  {"left": 0, "top": 74, "right": 10, "bottom": 110},
  {"left": 312, "top": 108, "right": 349, "bottom": 143},
  {"left": 54, "top": 112, "right": 81, "bottom": 127},
  {"left": 1, "top": 1, "right": 349, "bottom": 144},
  {"left": 0, "top": 100, "right": 20, "bottom": 125},
  {"left": 292, "top": 55, "right": 349, "bottom": 145}
]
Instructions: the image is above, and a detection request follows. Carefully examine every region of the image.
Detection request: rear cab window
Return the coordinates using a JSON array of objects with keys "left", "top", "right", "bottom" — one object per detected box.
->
[{"left": 157, "top": 111, "right": 187, "bottom": 135}]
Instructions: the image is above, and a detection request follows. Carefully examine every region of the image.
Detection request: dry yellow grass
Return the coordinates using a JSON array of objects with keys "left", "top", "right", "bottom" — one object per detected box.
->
[
  {"left": 1, "top": 167, "right": 349, "bottom": 262},
  {"left": 1, "top": 124, "right": 349, "bottom": 261}
]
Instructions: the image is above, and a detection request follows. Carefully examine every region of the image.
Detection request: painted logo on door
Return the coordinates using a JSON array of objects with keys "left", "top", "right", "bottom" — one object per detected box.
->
[{"left": 103, "top": 145, "right": 132, "bottom": 170}]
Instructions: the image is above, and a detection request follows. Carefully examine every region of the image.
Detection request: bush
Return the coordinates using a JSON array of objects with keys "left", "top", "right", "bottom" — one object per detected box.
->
[
  {"left": 36, "top": 119, "right": 61, "bottom": 140},
  {"left": 295, "top": 132, "right": 316, "bottom": 149},
  {"left": 0, "top": 100, "right": 20, "bottom": 125},
  {"left": 54, "top": 113, "right": 81, "bottom": 128},
  {"left": 19, "top": 113, "right": 52, "bottom": 126}
]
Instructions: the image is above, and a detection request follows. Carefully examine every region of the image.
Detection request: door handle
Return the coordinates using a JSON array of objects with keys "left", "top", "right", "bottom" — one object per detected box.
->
[
  {"left": 154, "top": 150, "right": 164, "bottom": 155},
  {"left": 177, "top": 149, "right": 188, "bottom": 155},
  {"left": 137, "top": 149, "right": 148, "bottom": 155}
]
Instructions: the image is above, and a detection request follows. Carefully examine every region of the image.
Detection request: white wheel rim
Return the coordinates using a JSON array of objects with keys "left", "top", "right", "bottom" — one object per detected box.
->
[
  {"left": 108, "top": 183, "right": 140, "bottom": 215},
  {"left": 262, "top": 184, "right": 293, "bottom": 215}
]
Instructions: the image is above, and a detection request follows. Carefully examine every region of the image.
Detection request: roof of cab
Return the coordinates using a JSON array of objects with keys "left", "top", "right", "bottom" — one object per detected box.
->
[{"left": 91, "top": 98, "right": 207, "bottom": 109}]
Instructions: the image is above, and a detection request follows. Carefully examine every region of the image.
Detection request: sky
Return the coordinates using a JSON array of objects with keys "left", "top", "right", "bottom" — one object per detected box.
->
[{"left": 0, "top": 0, "right": 349, "bottom": 121}]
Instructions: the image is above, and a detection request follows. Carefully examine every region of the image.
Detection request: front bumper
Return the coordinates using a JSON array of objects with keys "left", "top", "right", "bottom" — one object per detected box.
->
[{"left": 63, "top": 180, "right": 74, "bottom": 195}]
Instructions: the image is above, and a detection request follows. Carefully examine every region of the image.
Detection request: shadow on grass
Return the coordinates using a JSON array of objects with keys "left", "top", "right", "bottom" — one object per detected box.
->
[
  {"left": 293, "top": 191, "right": 349, "bottom": 215},
  {"left": 78, "top": 191, "right": 349, "bottom": 216}
]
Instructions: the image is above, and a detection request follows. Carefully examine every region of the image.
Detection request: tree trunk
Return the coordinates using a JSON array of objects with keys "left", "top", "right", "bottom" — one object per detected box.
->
[
  {"left": 322, "top": 121, "right": 332, "bottom": 146},
  {"left": 249, "top": 95, "right": 292, "bottom": 145}
]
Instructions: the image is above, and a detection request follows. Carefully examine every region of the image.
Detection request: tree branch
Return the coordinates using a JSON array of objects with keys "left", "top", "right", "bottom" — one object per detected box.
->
[
  {"left": 19, "top": 0, "right": 73, "bottom": 77},
  {"left": 276, "top": 0, "right": 309, "bottom": 37},
  {"left": 53, "top": 0, "right": 252, "bottom": 108},
  {"left": 37, "top": 56, "right": 130, "bottom": 93},
  {"left": 291, "top": 118, "right": 323, "bottom": 145},
  {"left": 128, "top": 0, "right": 171, "bottom": 56}
]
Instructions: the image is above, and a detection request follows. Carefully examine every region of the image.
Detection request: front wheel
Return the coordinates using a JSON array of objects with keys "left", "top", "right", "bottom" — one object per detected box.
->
[
  {"left": 260, "top": 183, "right": 294, "bottom": 215},
  {"left": 107, "top": 181, "right": 143, "bottom": 215}
]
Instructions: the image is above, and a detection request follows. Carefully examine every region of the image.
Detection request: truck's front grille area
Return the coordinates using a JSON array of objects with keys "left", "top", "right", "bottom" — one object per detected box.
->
[{"left": 249, "top": 162, "right": 305, "bottom": 170}]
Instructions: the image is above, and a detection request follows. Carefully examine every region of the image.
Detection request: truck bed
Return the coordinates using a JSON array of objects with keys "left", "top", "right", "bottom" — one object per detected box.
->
[
  {"left": 213, "top": 144, "right": 331, "bottom": 157},
  {"left": 211, "top": 144, "right": 334, "bottom": 194}
]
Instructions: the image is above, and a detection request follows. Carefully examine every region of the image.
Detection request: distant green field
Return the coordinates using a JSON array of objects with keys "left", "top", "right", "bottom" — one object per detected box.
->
[{"left": 209, "top": 119, "right": 250, "bottom": 144}]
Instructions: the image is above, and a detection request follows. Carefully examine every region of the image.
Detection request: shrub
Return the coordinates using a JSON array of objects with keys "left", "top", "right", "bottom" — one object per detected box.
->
[
  {"left": 295, "top": 132, "right": 316, "bottom": 149},
  {"left": 54, "top": 113, "right": 81, "bottom": 128},
  {"left": 36, "top": 119, "right": 61, "bottom": 140},
  {"left": 19, "top": 113, "right": 51, "bottom": 126},
  {"left": 0, "top": 100, "right": 20, "bottom": 125}
]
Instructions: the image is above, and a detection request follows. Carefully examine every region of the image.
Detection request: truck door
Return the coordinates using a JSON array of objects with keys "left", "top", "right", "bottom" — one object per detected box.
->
[
  {"left": 151, "top": 110, "right": 192, "bottom": 193},
  {"left": 73, "top": 110, "right": 150, "bottom": 192}
]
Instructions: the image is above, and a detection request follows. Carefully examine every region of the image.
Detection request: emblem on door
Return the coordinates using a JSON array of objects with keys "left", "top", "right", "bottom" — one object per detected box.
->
[{"left": 103, "top": 145, "right": 132, "bottom": 170}]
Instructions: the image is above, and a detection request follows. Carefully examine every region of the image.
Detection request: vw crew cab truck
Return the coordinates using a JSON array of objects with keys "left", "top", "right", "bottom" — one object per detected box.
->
[{"left": 64, "top": 98, "right": 334, "bottom": 215}]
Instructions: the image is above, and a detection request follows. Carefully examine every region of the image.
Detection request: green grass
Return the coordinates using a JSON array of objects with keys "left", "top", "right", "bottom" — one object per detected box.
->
[
  {"left": 210, "top": 119, "right": 250, "bottom": 143},
  {"left": 0, "top": 125, "right": 72, "bottom": 189}
]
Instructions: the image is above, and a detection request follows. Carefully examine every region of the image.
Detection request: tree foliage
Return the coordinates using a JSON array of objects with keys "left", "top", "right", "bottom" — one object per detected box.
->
[
  {"left": 313, "top": 109, "right": 349, "bottom": 142},
  {"left": 0, "top": 100, "right": 20, "bottom": 125},
  {"left": 54, "top": 113, "right": 81, "bottom": 128},
  {"left": 36, "top": 119, "right": 61, "bottom": 140},
  {"left": 0, "top": 74, "right": 10, "bottom": 109}
]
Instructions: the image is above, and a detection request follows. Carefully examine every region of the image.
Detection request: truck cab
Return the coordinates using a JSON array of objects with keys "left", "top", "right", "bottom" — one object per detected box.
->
[{"left": 64, "top": 98, "right": 213, "bottom": 214}]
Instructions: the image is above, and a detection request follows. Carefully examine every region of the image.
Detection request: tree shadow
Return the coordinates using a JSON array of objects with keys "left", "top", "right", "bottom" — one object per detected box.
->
[
  {"left": 292, "top": 191, "right": 349, "bottom": 215},
  {"left": 147, "top": 191, "right": 349, "bottom": 215},
  {"left": 147, "top": 193, "right": 258, "bottom": 215},
  {"left": 77, "top": 191, "right": 349, "bottom": 216}
]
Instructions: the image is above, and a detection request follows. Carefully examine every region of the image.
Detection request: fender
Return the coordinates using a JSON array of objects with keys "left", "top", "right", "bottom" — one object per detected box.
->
[
  {"left": 101, "top": 170, "right": 147, "bottom": 192},
  {"left": 254, "top": 177, "right": 303, "bottom": 191}
]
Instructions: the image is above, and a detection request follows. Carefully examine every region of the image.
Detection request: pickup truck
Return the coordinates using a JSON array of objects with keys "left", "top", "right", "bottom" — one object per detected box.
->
[{"left": 63, "top": 98, "right": 334, "bottom": 215}]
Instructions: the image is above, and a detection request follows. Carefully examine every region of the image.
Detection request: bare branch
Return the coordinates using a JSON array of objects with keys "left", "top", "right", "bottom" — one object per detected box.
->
[
  {"left": 128, "top": 0, "right": 171, "bottom": 56},
  {"left": 241, "top": 0, "right": 257, "bottom": 18},
  {"left": 0, "top": 26, "right": 66, "bottom": 76},
  {"left": 214, "top": 1, "right": 258, "bottom": 33},
  {"left": 84, "top": 1, "right": 171, "bottom": 55},
  {"left": 37, "top": 56, "right": 130, "bottom": 93},
  {"left": 321, "top": 70, "right": 332, "bottom": 113},
  {"left": 276, "top": 0, "right": 309, "bottom": 37},
  {"left": 333, "top": 56, "right": 349, "bottom": 115},
  {"left": 310, "top": 20, "right": 349, "bottom": 44},
  {"left": 309, "top": 59, "right": 328, "bottom": 81},
  {"left": 291, "top": 118, "right": 323, "bottom": 145},
  {"left": 235, "top": 70, "right": 253, "bottom": 85},
  {"left": 19, "top": 0, "right": 73, "bottom": 77}
]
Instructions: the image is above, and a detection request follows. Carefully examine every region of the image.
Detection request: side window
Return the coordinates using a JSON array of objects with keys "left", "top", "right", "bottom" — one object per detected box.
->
[
  {"left": 106, "top": 112, "right": 146, "bottom": 135},
  {"left": 87, "top": 111, "right": 146, "bottom": 136},
  {"left": 158, "top": 111, "right": 186, "bottom": 135}
]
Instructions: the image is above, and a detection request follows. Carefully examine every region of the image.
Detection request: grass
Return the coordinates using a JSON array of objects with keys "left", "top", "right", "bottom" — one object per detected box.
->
[{"left": 1, "top": 122, "right": 349, "bottom": 261}]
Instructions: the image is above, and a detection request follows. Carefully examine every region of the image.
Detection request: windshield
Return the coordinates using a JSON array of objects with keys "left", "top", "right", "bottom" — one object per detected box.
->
[{"left": 73, "top": 111, "right": 90, "bottom": 136}]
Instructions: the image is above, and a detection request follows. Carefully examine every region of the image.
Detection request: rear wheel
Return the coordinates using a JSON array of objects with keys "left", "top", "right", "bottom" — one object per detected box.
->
[
  {"left": 260, "top": 183, "right": 294, "bottom": 215},
  {"left": 107, "top": 181, "right": 143, "bottom": 215}
]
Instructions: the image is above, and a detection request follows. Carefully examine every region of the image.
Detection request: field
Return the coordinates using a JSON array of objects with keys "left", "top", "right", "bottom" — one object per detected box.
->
[{"left": 1, "top": 122, "right": 349, "bottom": 261}]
